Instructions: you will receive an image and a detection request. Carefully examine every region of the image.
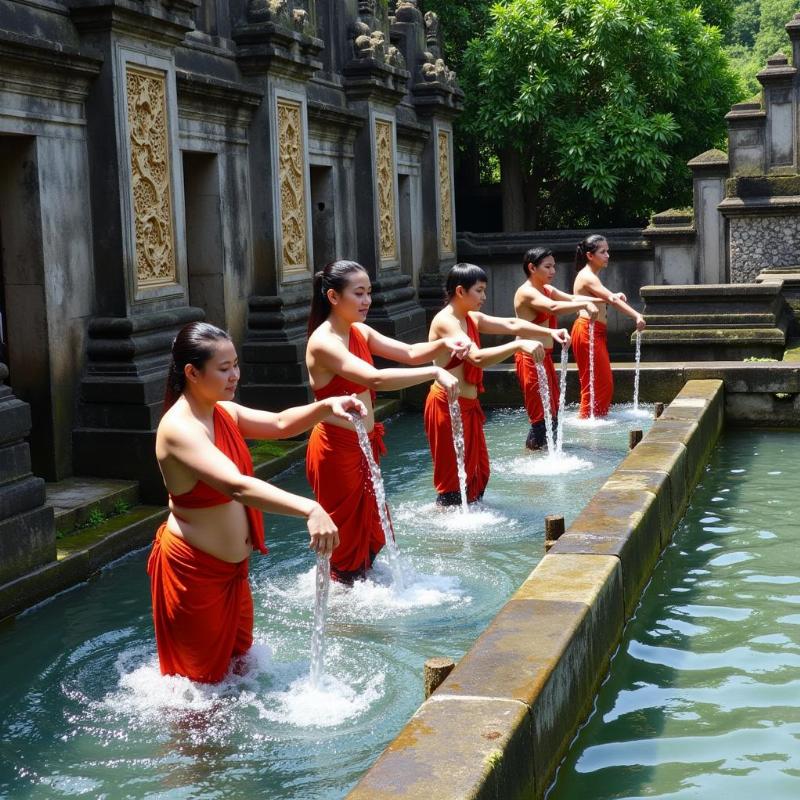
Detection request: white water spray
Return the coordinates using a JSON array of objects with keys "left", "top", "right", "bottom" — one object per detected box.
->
[
  {"left": 633, "top": 330, "right": 642, "bottom": 412},
  {"left": 588, "top": 320, "right": 596, "bottom": 420},
  {"left": 309, "top": 554, "right": 331, "bottom": 688},
  {"left": 535, "top": 361, "right": 556, "bottom": 456},
  {"left": 556, "top": 346, "right": 568, "bottom": 455},
  {"left": 351, "top": 415, "right": 404, "bottom": 588},
  {"left": 447, "top": 397, "right": 469, "bottom": 513}
]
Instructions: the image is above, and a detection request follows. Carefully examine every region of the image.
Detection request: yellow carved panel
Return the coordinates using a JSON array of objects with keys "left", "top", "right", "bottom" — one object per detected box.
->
[
  {"left": 277, "top": 98, "right": 309, "bottom": 276},
  {"left": 438, "top": 130, "right": 455, "bottom": 255},
  {"left": 126, "top": 65, "right": 177, "bottom": 287},
  {"left": 375, "top": 118, "right": 398, "bottom": 262}
]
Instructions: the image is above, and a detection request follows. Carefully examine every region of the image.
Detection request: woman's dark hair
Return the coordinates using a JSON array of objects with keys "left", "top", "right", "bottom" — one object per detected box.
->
[
  {"left": 575, "top": 234, "right": 607, "bottom": 271},
  {"left": 163, "top": 321, "right": 231, "bottom": 411},
  {"left": 445, "top": 262, "right": 488, "bottom": 301},
  {"left": 308, "top": 260, "right": 369, "bottom": 335},
  {"left": 522, "top": 247, "right": 554, "bottom": 277}
]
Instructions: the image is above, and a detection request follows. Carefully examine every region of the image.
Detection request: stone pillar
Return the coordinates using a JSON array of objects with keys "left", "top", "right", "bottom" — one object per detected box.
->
[
  {"left": 758, "top": 52, "right": 797, "bottom": 173},
  {"left": 0, "top": 363, "right": 54, "bottom": 587},
  {"left": 643, "top": 210, "right": 696, "bottom": 286},
  {"left": 688, "top": 149, "right": 729, "bottom": 284},
  {"left": 70, "top": 0, "right": 203, "bottom": 501},
  {"left": 234, "top": 3, "right": 325, "bottom": 410}
]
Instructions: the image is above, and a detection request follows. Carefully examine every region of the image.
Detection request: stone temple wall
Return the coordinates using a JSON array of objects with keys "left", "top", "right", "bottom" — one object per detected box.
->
[
  {"left": 0, "top": 0, "right": 463, "bottom": 499},
  {"left": 729, "top": 215, "right": 800, "bottom": 282}
]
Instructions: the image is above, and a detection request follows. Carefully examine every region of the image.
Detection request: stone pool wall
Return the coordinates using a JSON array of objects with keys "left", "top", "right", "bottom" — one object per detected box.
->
[{"left": 347, "top": 379, "right": 725, "bottom": 800}]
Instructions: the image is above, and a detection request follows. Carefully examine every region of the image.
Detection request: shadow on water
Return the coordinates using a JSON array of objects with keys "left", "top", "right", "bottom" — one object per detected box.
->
[{"left": 548, "top": 430, "right": 800, "bottom": 799}]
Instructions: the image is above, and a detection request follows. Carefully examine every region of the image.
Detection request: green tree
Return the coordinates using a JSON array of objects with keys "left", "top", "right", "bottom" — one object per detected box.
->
[{"left": 458, "top": 0, "right": 741, "bottom": 229}]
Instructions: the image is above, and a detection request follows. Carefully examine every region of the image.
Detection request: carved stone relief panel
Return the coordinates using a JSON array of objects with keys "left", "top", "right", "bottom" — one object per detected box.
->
[
  {"left": 277, "top": 97, "right": 310, "bottom": 277},
  {"left": 126, "top": 65, "right": 177, "bottom": 287},
  {"left": 438, "top": 129, "right": 454, "bottom": 255},
  {"left": 375, "top": 118, "right": 398, "bottom": 262}
]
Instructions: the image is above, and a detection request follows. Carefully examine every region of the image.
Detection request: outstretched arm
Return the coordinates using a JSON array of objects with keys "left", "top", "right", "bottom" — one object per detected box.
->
[
  {"left": 223, "top": 397, "right": 367, "bottom": 440},
  {"left": 579, "top": 274, "right": 645, "bottom": 330},
  {"left": 358, "top": 324, "right": 471, "bottom": 365},
  {"left": 473, "top": 311, "right": 570, "bottom": 345}
]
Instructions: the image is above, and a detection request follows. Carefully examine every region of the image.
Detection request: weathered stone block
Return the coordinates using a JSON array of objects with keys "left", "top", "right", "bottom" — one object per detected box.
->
[
  {"left": 0, "top": 505, "right": 55, "bottom": 585},
  {"left": 435, "top": 554, "right": 624, "bottom": 794},
  {"left": 0, "top": 442, "right": 32, "bottom": 484},
  {"left": 347, "top": 697, "right": 534, "bottom": 800},
  {"left": 0, "top": 397, "right": 32, "bottom": 446},
  {"left": 0, "top": 476, "right": 45, "bottom": 520}
]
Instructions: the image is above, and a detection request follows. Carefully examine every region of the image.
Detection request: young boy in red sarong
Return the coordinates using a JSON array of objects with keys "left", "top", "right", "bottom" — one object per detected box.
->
[
  {"left": 514, "top": 247, "right": 599, "bottom": 449},
  {"left": 572, "top": 235, "right": 646, "bottom": 418},
  {"left": 426, "top": 263, "right": 569, "bottom": 506}
]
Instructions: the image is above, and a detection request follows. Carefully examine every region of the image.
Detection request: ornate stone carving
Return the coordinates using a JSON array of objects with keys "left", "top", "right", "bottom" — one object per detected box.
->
[
  {"left": 424, "top": 10, "right": 441, "bottom": 57},
  {"left": 246, "top": 0, "right": 312, "bottom": 33},
  {"left": 126, "top": 65, "right": 177, "bottom": 287},
  {"left": 420, "top": 51, "right": 457, "bottom": 87},
  {"left": 438, "top": 129, "right": 454, "bottom": 254},
  {"left": 277, "top": 98, "right": 309, "bottom": 276},
  {"left": 395, "top": 0, "right": 421, "bottom": 23},
  {"left": 375, "top": 118, "right": 398, "bottom": 262}
]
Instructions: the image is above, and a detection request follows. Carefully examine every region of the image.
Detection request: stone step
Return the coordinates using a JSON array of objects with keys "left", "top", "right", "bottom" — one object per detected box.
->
[
  {"left": 644, "top": 313, "right": 777, "bottom": 327},
  {"left": 46, "top": 477, "right": 140, "bottom": 535}
]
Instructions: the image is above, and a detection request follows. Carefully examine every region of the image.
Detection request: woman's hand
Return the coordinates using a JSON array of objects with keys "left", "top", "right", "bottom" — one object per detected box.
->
[
  {"left": 519, "top": 339, "right": 545, "bottom": 363},
  {"left": 307, "top": 503, "right": 339, "bottom": 557},
  {"left": 611, "top": 292, "right": 627, "bottom": 304},
  {"left": 443, "top": 336, "right": 472, "bottom": 361},
  {"left": 435, "top": 368, "right": 460, "bottom": 403},
  {"left": 585, "top": 302, "right": 599, "bottom": 320},
  {"left": 328, "top": 394, "right": 367, "bottom": 421},
  {"left": 552, "top": 328, "right": 571, "bottom": 346},
  {"left": 635, "top": 314, "right": 646, "bottom": 332}
]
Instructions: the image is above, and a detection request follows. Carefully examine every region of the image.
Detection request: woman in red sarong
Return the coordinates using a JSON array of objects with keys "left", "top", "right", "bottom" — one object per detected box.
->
[
  {"left": 426, "top": 263, "right": 569, "bottom": 506},
  {"left": 149, "top": 321, "right": 365, "bottom": 683},
  {"left": 572, "top": 235, "right": 646, "bottom": 418},
  {"left": 305, "top": 260, "right": 470, "bottom": 584},
  {"left": 513, "top": 247, "right": 600, "bottom": 449}
]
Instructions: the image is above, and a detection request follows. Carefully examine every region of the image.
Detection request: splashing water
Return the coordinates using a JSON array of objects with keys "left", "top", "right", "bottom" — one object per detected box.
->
[
  {"left": 556, "top": 346, "right": 569, "bottom": 455},
  {"left": 535, "top": 361, "right": 556, "bottom": 456},
  {"left": 447, "top": 397, "right": 469, "bottom": 513},
  {"left": 309, "top": 554, "right": 330, "bottom": 688},
  {"left": 351, "top": 414, "right": 405, "bottom": 589},
  {"left": 633, "top": 329, "right": 642, "bottom": 412},
  {"left": 588, "top": 320, "right": 596, "bottom": 421}
]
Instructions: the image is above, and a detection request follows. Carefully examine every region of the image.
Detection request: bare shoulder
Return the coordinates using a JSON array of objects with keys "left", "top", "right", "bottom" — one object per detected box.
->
[
  {"left": 430, "top": 307, "right": 460, "bottom": 338},
  {"left": 218, "top": 400, "right": 240, "bottom": 423},
  {"left": 156, "top": 405, "right": 208, "bottom": 453}
]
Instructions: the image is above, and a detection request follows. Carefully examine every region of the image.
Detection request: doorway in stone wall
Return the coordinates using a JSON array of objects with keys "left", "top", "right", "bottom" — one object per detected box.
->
[
  {"left": 182, "top": 151, "right": 226, "bottom": 328},
  {"left": 0, "top": 134, "right": 55, "bottom": 478},
  {"left": 0, "top": 220, "right": 8, "bottom": 374}
]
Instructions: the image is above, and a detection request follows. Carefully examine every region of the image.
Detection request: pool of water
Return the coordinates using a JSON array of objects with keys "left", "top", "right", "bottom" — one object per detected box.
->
[
  {"left": 550, "top": 429, "right": 799, "bottom": 799},
  {"left": 0, "top": 404, "right": 651, "bottom": 799}
]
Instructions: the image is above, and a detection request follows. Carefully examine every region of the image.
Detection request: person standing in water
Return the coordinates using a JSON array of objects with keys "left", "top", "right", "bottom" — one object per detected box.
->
[
  {"left": 572, "top": 234, "right": 646, "bottom": 418},
  {"left": 514, "top": 247, "right": 599, "bottom": 450},
  {"left": 426, "top": 263, "right": 568, "bottom": 506},
  {"left": 149, "top": 321, "right": 366, "bottom": 683},
  {"left": 305, "top": 259, "right": 470, "bottom": 584}
]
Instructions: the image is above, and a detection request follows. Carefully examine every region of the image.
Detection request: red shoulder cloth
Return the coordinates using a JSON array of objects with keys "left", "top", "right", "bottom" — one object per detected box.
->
[
  {"left": 313, "top": 325, "right": 376, "bottom": 403},
  {"left": 169, "top": 405, "right": 267, "bottom": 555},
  {"left": 443, "top": 314, "right": 484, "bottom": 393}
]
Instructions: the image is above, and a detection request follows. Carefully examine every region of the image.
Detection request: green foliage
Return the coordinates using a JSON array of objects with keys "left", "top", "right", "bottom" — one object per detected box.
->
[
  {"left": 458, "top": 0, "right": 741, "bottom": 227},
  {"left": 422, "top": 0, "right": 493, "bottom": 72},
  {"left": 86, "top": 507, "right": 106, "bottom": 527}
]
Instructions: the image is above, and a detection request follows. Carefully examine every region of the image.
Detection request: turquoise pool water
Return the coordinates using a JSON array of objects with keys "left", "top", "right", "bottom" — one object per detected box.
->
[
  {"left": 0, "top": 405, "right": 649, "bottom": 799},
  {"left": 550, "top": 429, "right": 799, "bottom": 799}
]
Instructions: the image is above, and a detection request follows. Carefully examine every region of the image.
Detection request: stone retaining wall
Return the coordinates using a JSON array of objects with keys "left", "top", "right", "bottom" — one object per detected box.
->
[{"left": 347, "top": 379, "right": 725, "bottom": 800}]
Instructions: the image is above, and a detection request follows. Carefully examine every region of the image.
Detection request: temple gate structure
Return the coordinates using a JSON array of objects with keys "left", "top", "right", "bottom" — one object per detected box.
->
[{"left": 0, "top": 0, "right": 462, "bottom": 539}]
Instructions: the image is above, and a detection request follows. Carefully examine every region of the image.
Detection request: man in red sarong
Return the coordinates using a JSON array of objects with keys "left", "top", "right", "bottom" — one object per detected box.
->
[{"left": 426, "top": 263, "right": 567, "bottom": 505}]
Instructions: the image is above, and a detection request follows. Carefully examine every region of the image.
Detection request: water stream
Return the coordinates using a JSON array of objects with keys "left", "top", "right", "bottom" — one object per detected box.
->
[
  {"left": 351, "top": 414, "right": 404, "bottom": 589},
  {"left": 633, "top": 330, "right": 642, "bottom": 413},
  {"left": 535, "top": 361, "right": 556, "bottom": 456},
  {"left": 309, "top": 554, "right": 331, "bottom": 688},
  {"left": 556, "top": 346, "right": 569, "bottom": 456},
  {"left": 447, "top": 397, "right": 469, "bottom": 512}
]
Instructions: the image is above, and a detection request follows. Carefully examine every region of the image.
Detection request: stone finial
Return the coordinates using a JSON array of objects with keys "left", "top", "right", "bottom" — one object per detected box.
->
[
  {"left": 395, "top": 0, "right": 422, "bottom": 23},
  {"left": 358, "top": 0, "right": 376, "bottom": 17},
  {"left": 419, "top": 51, "right": 458, "bottom": 88},
  {"left": 386, "top": 45, "right": 406, "bottom": 70},
  {"left": 767, "top": 50, "right": 789, "bottom": 66},
  {"left": 424, "top": 10, "right": 441, "bottom": 58},
  {"left": 246, "top": 0, "right": 313, "bottom": 33},
  {"left": 353, "top": 21, "right": 387, "bottom": 61}
]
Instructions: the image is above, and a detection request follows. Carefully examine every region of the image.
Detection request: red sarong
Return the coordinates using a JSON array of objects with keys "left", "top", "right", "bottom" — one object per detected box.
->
[
  {"left": 423, "top": 382, "right": 489, "bottom": 502},
  {"left": 571, "top": 317, "right": 613, "bottom": 418},
  {"left": 305, "top": 421, "right": 390, "bottom": 582},
  {"left": 146, "top": 523, "right": 253, "bottom": 683},
  {"left": 515, "top": 350, "right": 559, "bottom": 425}
]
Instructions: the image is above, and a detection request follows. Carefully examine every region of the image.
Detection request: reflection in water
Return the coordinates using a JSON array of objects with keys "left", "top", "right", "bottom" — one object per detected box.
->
[{"left": 549, "top": 431, "right": 799, "bottom": 799}]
